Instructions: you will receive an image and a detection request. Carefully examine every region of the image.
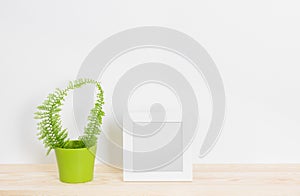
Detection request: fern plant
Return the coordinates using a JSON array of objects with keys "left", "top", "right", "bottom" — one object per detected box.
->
[{"left": 35, "top": 78, "right": 105, "bottom": 155}]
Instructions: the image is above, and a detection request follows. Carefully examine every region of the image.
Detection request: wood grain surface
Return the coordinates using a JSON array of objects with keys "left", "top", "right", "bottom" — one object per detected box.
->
[{"left": 0, "top": 164, "right": 299, "bottom": 195}]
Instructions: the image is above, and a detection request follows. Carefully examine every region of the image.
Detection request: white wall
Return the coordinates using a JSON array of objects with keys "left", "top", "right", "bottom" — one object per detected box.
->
[{"left": 0, "top": 0, "right": 300, "bottom": 164}]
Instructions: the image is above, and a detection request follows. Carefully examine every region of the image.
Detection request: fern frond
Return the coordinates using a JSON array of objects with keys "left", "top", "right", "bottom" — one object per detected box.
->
[
  {"left": 35, "top": 88, "right": 68, "bottom": 154},
  {"left": 35, "top": 78, "right": 105, "bottom": 154},
  {"left": 79, "top": 81, "right": 105, "bottom": 148}
]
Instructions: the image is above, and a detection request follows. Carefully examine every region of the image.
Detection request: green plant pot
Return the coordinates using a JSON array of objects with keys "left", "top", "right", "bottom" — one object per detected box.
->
[{"left": 55, "top": 141, "right": 96, "bottom": 183}]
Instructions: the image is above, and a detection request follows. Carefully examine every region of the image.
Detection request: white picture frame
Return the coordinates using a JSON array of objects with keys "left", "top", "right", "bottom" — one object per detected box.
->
[{"left": 123, "top": 113, "right": 192, "bottom": 181}]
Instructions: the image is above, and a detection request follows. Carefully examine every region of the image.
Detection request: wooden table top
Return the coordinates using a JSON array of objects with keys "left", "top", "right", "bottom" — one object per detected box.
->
[{"left": 0, "top": 164, "right": 300, "bottom": 195}]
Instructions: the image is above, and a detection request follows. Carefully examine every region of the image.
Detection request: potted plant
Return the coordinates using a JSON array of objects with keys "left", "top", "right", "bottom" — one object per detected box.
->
[{"left": 34, "top": 78, "right": 105, "bottom": 183}]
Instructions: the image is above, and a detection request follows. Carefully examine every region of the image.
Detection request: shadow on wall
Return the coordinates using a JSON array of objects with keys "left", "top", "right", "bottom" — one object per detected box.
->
[{"left": 96, "top": 117, "right": 123, "bottom": 167}]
